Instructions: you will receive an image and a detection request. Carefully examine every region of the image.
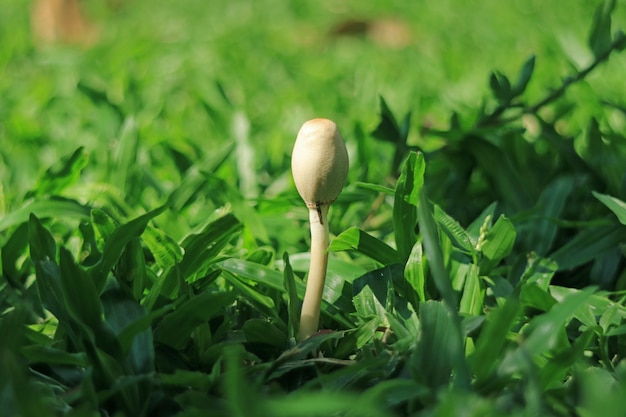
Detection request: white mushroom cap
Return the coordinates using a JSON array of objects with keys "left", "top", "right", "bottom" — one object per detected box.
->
[{"left": 291, "top": 118, "right": 349, "bottom": 207}]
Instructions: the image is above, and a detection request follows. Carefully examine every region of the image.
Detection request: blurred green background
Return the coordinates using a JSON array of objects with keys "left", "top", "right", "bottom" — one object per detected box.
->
[{"left": 1, "top": 0, "right": 625, "bottom": 210}]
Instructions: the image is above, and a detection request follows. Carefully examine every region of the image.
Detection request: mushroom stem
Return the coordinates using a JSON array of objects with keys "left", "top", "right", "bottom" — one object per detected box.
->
[{"left": 299, "top": 204, "right": 330, "bottom": 341}]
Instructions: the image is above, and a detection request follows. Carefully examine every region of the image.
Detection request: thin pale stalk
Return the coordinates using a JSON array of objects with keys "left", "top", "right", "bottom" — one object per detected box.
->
[{"left": 299, "top": 205, "right": 330, "bottom": 341}]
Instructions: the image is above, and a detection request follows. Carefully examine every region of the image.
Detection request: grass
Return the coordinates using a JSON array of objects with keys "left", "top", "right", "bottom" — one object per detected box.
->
[{"left": 2, "top": 0, "right": 626, "bottom": 416}]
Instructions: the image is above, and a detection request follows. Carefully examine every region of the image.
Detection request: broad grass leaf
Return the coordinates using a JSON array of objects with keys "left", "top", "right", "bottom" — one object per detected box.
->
[
  {"left": 154, "top": 291, "right": 235, "bottom": 350},
  {"left": 548, "top": 225, "right": 626, "bottom": 271},
  {"left": 434, "top": 204, "right": 475, "bottom": 255},
  {"left": 141, "top": 212, "right": 242, "bottom": 311},
  {"left": 0, "top": 198, "right": 90, "bottom": 232},
  {"left": 21, "top": 345, "right": 88, "bottom": 367},
  {"left": 479, "top": 215, "right": 516, "bottom": 273},
  {"left": 513, "top": 55, "right": 536, "bottom": 95},
  {"left": 520, "top": 283, "right": 556, "bottom": 312},
  {"left": 593, "top": 191, "right": 626, "bottom": 225},
  {"left": 576, "top": 364, "right": 626, "bottom": 417},
  {"left": 176, "top": 212, "right": 242, "bottom": 279},
  {"left": 282, "top": 252, "right": 299, "bottom": 340},
  {"left": 219, "top": 258, "right": 294, "bottom": 293},
  {"left": 372, "top": 96, "right": 409, "bottom": 146},
  {"left": 28, "top": 215, "right": 68, "bottom": 322},
  {"left": 0, "top": 223, "right": 28, "bottom": 284},
  {"left": 222, "top": 270, "right": 277, "bottom": 317},
  {"left": 333, "top": 318, "right": 379, "bottom": 358},
  {"left": 501, "top": 287, "right": 595, "bottom": 374},
  {"left": 417, "top": 190, "right": 457, "bottom": 308},
  {"left": 91, "top": 208, "right": 118, "bottom": 246},
  {"left": 522, "top": 176, "right": 573, "bottom": 255},
  {"left": 588, "top": 0, "right": 616, "bottom": 58},
  {"left": 466, "top": 202, "right": 497, "bottom": 240},
  {"left": 0, "top": 309, "right": 54, "bottom": 416},
  {"left": 167, "top": 142, "right": 234, "bottom": 211},
  {"left": 489, "top": 71, "right": 512, "bottom": 101},
  {"left": 243, "top": 319, "right": 287, "bottom": 349},
  {"left": 200, "top": 176, "right": 269, "bottom": 243},
  {"left": 221, "top": 257, "right": 359, "bottom": 326},
  {"left": 94, "top": 205, "right": 168, "bottom": 290},
  {"left": 459, "top": 264, "right": 484, "bottom": 316},
  {"left": 539, "top": 328, "right": 595, "bottom": 389},
  {"left": 116, "top": 302, "right": 174, "bottom": 360},
  {"left": 142, "top": 225, "right": 184, "bottom": 271},
  {"left": 27, "top": 146, "right": 88, "bottom": 198},
  {"left": 101, "top": 287, "right": 155, "bottom": 374},
  {"left": 404, "top": 241, "right": 426, "bottom": 302},
  {"left": 412, "top": 300, "right": 468, "bottom": 389},
  {"left": 466, "top": 137, "right": 530, "bottom": 212},
  {"left": 550, "top": 286, "right": 626, "bottom": 330},
  {"left": 59, "top": 247, "right": 103, "bottom": 332},
  {"left": 353, "top": 181, "right": 395, "bottom": 195},
  {"left": 519, "top": 256, "right": 558, "bottom": 291},
  {"left": 110, "top": 117, "right": 139, "bottom": 198},
  {"left": 352, "top": 266, "right": 393, "bottom": 320},
  {"left": 115, "top": 237, "right": 147, "bottom": 300},
  {"left": 329, "top": 227, "right": 401, "bottom": 265},
  {"left": 470, "top": 294, "right": 521, "bottom": 381},
  {"left": 394, "top": 151, "right": 425, "bottom": 262}
]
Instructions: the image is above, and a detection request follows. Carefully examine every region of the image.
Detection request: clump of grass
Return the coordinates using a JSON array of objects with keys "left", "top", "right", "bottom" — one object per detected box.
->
[{"left": 1, "top": 0, "right": 626, "bottom": 416}]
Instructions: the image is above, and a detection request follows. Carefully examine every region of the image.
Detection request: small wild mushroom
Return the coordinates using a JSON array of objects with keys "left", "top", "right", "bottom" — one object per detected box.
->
[{"left": 291, "top": 118, "right": 349, "bottom": 341}]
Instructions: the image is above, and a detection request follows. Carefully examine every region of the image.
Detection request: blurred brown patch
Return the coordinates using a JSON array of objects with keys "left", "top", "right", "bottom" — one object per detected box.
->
[
  {"left": 329, "top": 17, "right": 412, "bottom": 48},
  {"left": 31, "top": 0, "right": 99, "bottom": 46}
]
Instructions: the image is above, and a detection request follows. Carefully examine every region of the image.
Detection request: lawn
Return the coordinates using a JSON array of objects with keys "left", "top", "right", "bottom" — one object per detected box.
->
[{"left": 2, "top": 0, "right": 626, "bottom": 416}]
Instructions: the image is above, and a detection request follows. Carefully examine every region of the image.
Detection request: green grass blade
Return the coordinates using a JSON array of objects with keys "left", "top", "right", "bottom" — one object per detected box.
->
[
  {"left": 394, "top": 152, "right": 425, "bottom": 261},
  {"left": 548, "top": 225, "right": 626, "bottom": 271},
  {"left": 434, "top": 204, "right": 476, "bottom": 256},
  {"left": 27, "top": 146, "right": 88, "bottom": 198},
  {"left": 593, "top": 191, "right": 626, "bottom": 225},
  {"left": 470, "top": 293, "right": 521, "bottom": 381},
  {"left": 154, "top": 291, "right": 236, "bottom": 350},
  {"left": 93, "top": 205, "right": 168, "bottom": 290},
  {"left": 417, "top": 190, "right": 456, "bottom": 308},
  {"left": 404, "top": 241, "right": 426, "bottom": 302},
  {"left": 59, "top": 247, "right": 103, "bottom": 332},
  {"left": 0, "top": 198, "right": 90, "bottom": 232},
  {"left": 282, "top": 252, "right": 299, "bottom": 340},
  {"left": 329, "top": 227, "right": 402, "bottom": 265},
  {"left": 412, "top": 300, "right": 469, "bottom": 390},
  {"left": 479, "top": 215, "right": 516, "bottom": 273},
  {"left": 459, "top": 264, "right": 484, "bottom": 316}
]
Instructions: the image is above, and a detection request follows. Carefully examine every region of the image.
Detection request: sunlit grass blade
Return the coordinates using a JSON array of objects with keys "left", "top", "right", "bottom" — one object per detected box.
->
[
  {"left": 478, "top": 214, "right": 516, "bottom": 273},
  {"left": 329, "top": 227, "right": 402, "bottom": 265},
  {"left": 0, "top": 198, "right": 91, "bottom": 232},
  {"left": 593, "top": 191, "right": 626, "bottom": 225},
  {"left": 459, "top": 264, "right": 484, "bottom": 316},
  {"left": 404, "top": 241, "right": 427, "bottom": 302},
  {"left": 394, "top": 152, "right": 424, "bottom": 262},
  {"left": 26, "top": 146, "right": 88, "bottom": 198}
]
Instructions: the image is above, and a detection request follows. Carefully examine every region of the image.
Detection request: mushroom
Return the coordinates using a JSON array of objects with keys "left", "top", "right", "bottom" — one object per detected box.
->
[{"left": 291, "top": 118, "right": 349, "bottom": 341}]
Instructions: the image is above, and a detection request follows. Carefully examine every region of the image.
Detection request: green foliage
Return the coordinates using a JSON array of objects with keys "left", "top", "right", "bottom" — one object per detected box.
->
[{"left": 2, "top": 0, "right": 626, "bottom": 416}]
